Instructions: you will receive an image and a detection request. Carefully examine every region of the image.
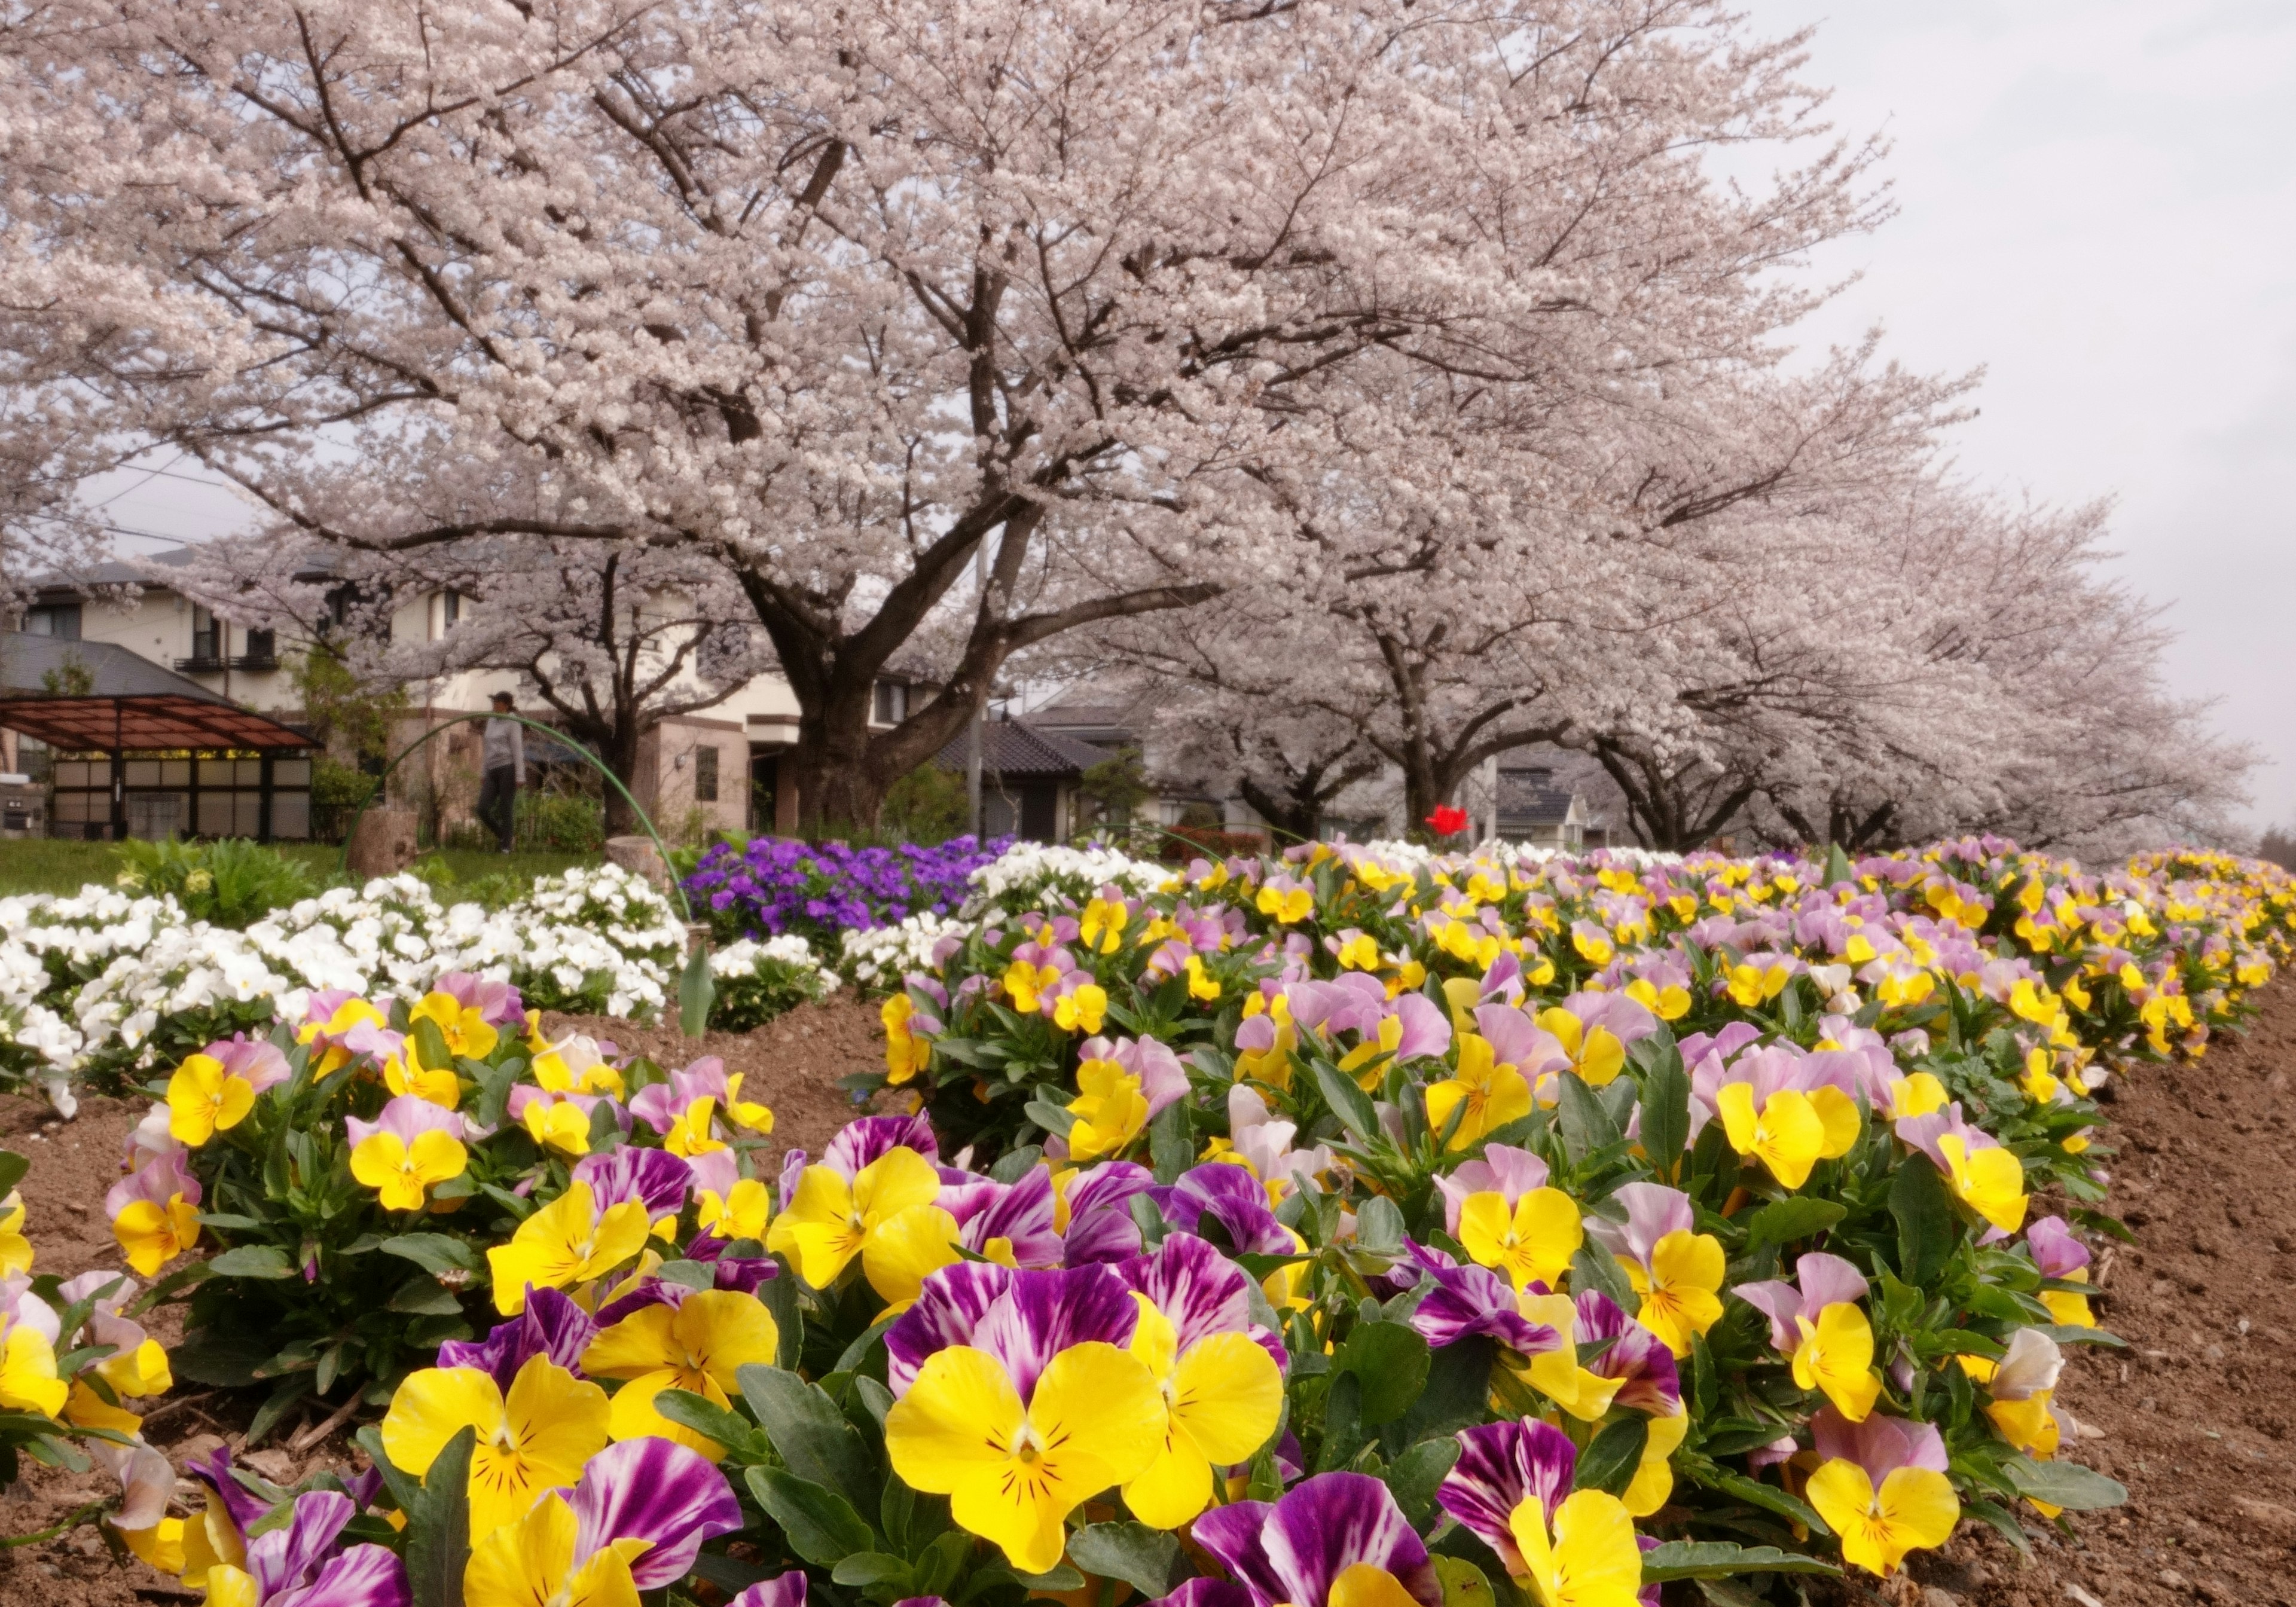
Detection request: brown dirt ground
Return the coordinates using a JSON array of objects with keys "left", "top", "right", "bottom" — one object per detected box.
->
[
  {"left": 10, "top": 986, "right": 2296, "bottom": 1605},
  {"left": 0, "top": 995, "right": 887, "bottom": 1604}
]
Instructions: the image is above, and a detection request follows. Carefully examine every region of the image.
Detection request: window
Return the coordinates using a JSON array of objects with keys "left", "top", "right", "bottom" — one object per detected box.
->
[
  {"left": 872, "top": 679, "right": 906, "bottom": 725},
  {"left": 243, "top": 628, "right": 276, "bottom": 664},
  {"left": 190, "top": 606, "right": 221, "bottom": 662},
  {"left": 22, "top": 603, "right": 80, "bottom": 640},
  {"left": 439, "top": 589, "right": 462, "bottom": 636},
  {"left": 693, "top": 745, "right": 719, "bottom": 802}
]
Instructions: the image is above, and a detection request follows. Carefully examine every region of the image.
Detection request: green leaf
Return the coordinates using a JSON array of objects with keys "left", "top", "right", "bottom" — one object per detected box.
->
[
  {"left": 473, "top": 1056, "right": 524, "bottom": 1132},
  {"left": 1396, "top": 1335, "right": 1494, "bottom": 1446},
  {"left": 1639, "top": 1542, "right": 1840, "bottom": 1581},
  {"left": 1701, "top": 1468, "right": 1829, "bottom": 1535},
  {"left": 831, "top": 1552, "right": 914, "bottom": 1590},
  {"left": 653, "top": 1388, "right": 765, "bottom": 1457},
  {"left": 1570, "top": 1243, "right": 1635, "bottom": 1315},
  {"left": 245, "top": 1374, "right": 313, "bottom": 1447},
  {"left": 1311, "top": 1059, "right": 1381, "bottom": 1144},
  {"left": 406, "top": 1424, "right": 475, "bottom": 1607},
  {"left": 206, "top": 1245, "right": 295, "bottom": 1279},
  {"left": 1380, "top": 1437, "right": 1461, "bottom": 1530},
  {"left": 380, "top": 1234, "right": 484, "bottom": 1276},
  {"left": 738, "top": 1364, "right": 878, "bottom": 1511},
  {"left": 1961, "top": 1495, "right": 2033, "bottom": 1556},
  {"left": 0, "top": 1150, "right": 29, "bottom": 1196},
  {"left": 387, "top": 1276, "right": 466, "bottom": 1316},
  {"left": 746, "top": 1468, "right": 877, "bottom": 1566},
  {"left": 1023, "top": 1099, "right": 1079, "bottom": 1138},
  {"left": 680, "top": 942, "right": 716, "bottom": 1038},
  {"left": 1149, "top": 1100, "right": 1193, "bottom": 1184},
  {"left": 1573, "top": 1414, "right": 1647, "bottom": 1497},
  {"left": 355, "top": 1428, "right": 422, "bottom": 1515},
  {"left": 1017, "top": 1565, "right": 1087, "bottom": 1591},
  {"left": 1068, "top": 1522, "right": 1181, "bottom": 1597},
  {"left": 1889, "top": 1153, "right": 1958, "bottom": 1286},
  {"left": 2002, "top": 1456, "right": 2127, "bottom": 1511},
  {"left": 1337, "top": 1321, "right": 1431, "bottom": 1425},
  {"left": 1636, "top": 1053, "right": 1692, "bottom": 1180},
  {"left": 1555, "top": 1073, "right": 1621, "bottom": 1163},
  {"left": 408, "top": 1015, "right": 453, "bottom": 1076},
  {"left": 1431, "top": 1554, "right": 1497, "bottom": 1607},
  {"left": 1742, "top": 1197, "right": 1848, "bottom": 1252},
  {"left": 758, "top": 1260, "right": 804, "bottom": 1369},
  {"left": 1355, "top": 1195, "right": 1406, "bottom": 1254},
  {"left": 1824, "top": 843, "right": 1857, "bottom": 889},
  {"left": 168, "top": 1337, "right": 273, "bottom": 1388}
]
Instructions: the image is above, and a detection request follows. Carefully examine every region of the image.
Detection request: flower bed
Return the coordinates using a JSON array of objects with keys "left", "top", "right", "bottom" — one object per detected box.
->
[
  {"left": 1, "top": 835, "right": 2288, "bottom": 1607},
  {"left": 685, "top": 833, "right": 1010, "bottom": 947}
]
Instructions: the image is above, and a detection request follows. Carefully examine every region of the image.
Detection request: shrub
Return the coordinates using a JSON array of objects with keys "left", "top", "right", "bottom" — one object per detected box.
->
[
  {"left": 110, "top": 837, "right": 317, "bottom": 929},
  {"left": 708, "top": 934, "right": 841, "bottom": 1030}
]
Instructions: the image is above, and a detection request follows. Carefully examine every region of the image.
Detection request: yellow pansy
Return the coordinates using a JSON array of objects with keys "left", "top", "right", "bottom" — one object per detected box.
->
[
  {"left": 1791, "top": 1303, "right": 1881, "bottom": 1422},
  {"left": 581, "top": 1289, "right": 781, "bottom": 1459},
  {"left": 1458, "top": 1189, "right": 1584, "bottom": 1294},
  {"left": 1424, "top": 1034, "right": 1531, "bottom": 1151},
  {"left": 486, "top": 1181, "right": 654, "bottom": 1315},
  {"left": 1066, "top": 1057, "right": 1149, "bottom": 1162},
  {"left": 1805, "top": 1458, "right": 1959, "bottom": 1577},
  {"left": 164, "top": 1053, "right": 258, "bottom": 1146},
  {"left": 884, "top": 1341, "right": 1164, "bottom": 1574},
  {"left": 381, "top": 1355, "right": 610, "bottom": 1541},
  {"left": 765, "top": 1147, "right": 960, "bottom": 1302},
  {"left": 1508, "top": 1488, "right": 1645, "bottom": 1607},
  {"left": 1120, "top": 1296, "right": 1283, "bottom": 1528}
]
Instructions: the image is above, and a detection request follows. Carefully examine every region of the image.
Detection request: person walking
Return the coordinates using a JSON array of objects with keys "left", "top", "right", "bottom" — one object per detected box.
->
[{"left": 476, "top": 691, "right": 525, "bottom": 853}]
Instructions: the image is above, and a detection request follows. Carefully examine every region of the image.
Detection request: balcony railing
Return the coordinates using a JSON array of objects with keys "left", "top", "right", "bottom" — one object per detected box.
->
[
  {"left": 229, "top": 653, "right": 279, "bottom": 671},
  {"left": 173, "top": 654, "right": 225, "bottom": 673}
]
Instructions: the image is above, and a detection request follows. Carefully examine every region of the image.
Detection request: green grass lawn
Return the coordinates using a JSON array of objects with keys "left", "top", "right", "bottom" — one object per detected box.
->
[{"left": 0, "top": 837, "right": 596, "bottom": 901}]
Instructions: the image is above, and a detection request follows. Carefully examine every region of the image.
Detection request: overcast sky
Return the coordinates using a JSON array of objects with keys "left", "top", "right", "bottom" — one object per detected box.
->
[
  {"left": 86, "top": 2, "right": 2295, "bottom": 831},
  {"left": 1735, "top": 0, "right": 2296, "bottom": 832}
]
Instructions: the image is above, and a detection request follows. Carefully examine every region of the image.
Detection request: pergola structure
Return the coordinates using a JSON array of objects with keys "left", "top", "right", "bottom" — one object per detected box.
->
[{"left": 0, "top": 636, "right": 318, "bottom": 841}]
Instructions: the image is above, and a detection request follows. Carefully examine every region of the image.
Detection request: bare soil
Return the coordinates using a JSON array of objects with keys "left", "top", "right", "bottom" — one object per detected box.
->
[
  {"left": 1882, "top": 977, "right": 2296, "bottom": 1607},
  {"left": 0, "top": 995, "right": 887, "bottom": 1604}
]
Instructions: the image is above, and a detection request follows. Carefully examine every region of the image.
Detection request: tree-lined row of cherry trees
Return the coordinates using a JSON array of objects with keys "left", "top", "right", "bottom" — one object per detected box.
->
[{"left": 0, "top": 0, "right": 2252, "bottom": 851}]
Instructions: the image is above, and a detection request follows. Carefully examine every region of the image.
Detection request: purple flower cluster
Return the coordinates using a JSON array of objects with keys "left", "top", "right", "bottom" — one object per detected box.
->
[{"left": 683, "top": 834, "right": 1010, "bottom": 945}]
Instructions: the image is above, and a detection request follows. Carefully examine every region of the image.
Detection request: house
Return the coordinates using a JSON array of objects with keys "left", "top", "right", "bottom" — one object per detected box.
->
[
  {"left": 1494, "top": 766, "right": 1591, "bottom": 850},
  {"left": 1028, "top": 683, "right": 1256, "bottom": 835},
  {"left": 933, "top": 718, "right": 1116, "bottom": 842},
  {"left": 9, "top": 548, "right": 920, "bottom": 842}
]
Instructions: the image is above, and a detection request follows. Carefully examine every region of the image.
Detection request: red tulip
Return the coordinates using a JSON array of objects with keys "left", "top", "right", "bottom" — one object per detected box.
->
[{"left": 1426, "top": 805, "right": 1469, "bottom": 838}]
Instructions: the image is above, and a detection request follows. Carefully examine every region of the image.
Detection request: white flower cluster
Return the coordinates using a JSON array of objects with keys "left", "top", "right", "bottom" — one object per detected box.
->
[
  {"left": 0, "top": 862, "right": 712, "bottom": 1099},
  {"left": 838, "top": 911, "right": 970, "bottom": 987},
  {"left": 961, "top": 842, "right": 1169, "bottom": 918},
  {"left": 713, "top": 933, "right": 840, "bottom": 993}
]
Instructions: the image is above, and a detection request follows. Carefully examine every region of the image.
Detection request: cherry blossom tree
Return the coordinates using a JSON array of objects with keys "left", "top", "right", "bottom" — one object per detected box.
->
[{"left": 1, "top": 0, "right": 1880, "bottom": 827}]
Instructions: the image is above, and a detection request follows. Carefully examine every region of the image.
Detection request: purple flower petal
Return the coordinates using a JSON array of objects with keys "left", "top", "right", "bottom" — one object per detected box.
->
[
  {"left": 1439, "top": 1419, "right": 1576, "bottom": 1568},
  {"left": 1261, "top": 1472, "right": 1437, "bottom": 1607},
  {"left": 729, "top": 1575, "right": 810, "bottom": 1607},
  {"left": 1062, "top": 1162, "right": 1158, "bottom": 1265},
  {"left": 274, "top": 1544, "right": 410, "bottom": 1607},
  {"left": 185, "top": 1444, "right": 273, "bottom": 1533},
  {"left": 438, "top": 1285, "right": 600, "bottom": 1389},
  {"left": 245, "top": 1490, "right": 355, "bottom": 1600},
  {"left": 975, "top": 1265, "right": 1140, "bottom": 1400},
  {"left": 945, "top": 1167, "right": 1064, "bottom": 1268},
  {"left": 1118, "top": 1232, "right": 1288, "bottom": 1370},
  {"left": 574, "top": 1146, "right": 694, "bottom": 1217},
  {"left": 825, "top": 1116, "right": 939, "bottom": 1178},
  {"left": 1576, "top": 1290, "right": 1680, "bottom": 1414},
  {"left": 572, "top": 1438, "right": 743, "bottom": 1589},
  {"left": 1150, "top": 1165, "right": 1292, "bottom": 1257},
  {"left": 1405, "top": 1245, "right": 1560, "bottom": 1357},
  {"left": 887, "top": 1263, "right": 1016, "bottom": 1395},
  {"left": 1149, "top": 1582, "right": 1254, "bottom": 1607}
]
